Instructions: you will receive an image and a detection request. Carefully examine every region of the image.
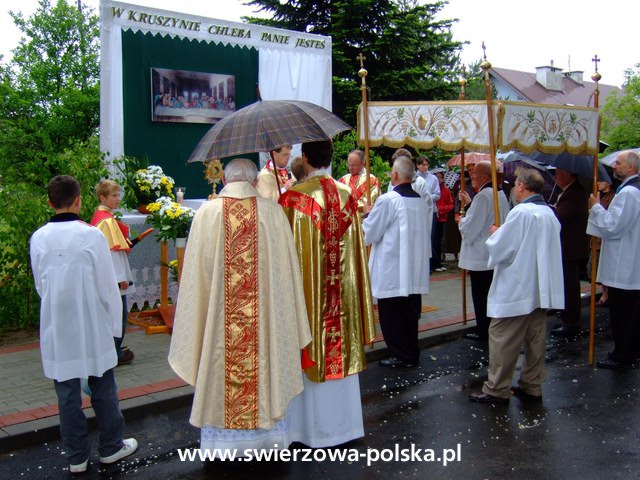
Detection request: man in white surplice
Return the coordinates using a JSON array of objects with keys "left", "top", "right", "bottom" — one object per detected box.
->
[
  {"left": 587, "top": 149, "right": 640, "bottom": 369},
  {"left": 168, "top": 158, "right": 311, "bottom": 456},
  {"left": 363, "top": 156, "right": 431, "bottom": 368},
  {"left": 469, "top": 169, "right": 564, "bottom": 403}
]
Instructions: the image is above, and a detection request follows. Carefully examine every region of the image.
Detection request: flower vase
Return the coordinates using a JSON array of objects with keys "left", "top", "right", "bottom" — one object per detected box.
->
[
  {"left": 174, "top": 237, "right": 187, "bottom": 248},
  {"left": 137, "top": 204, "right": 149, "bottom": 214}
]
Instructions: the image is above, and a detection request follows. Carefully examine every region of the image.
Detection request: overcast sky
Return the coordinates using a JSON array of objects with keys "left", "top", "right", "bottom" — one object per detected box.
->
[{"left": 1, "top": 0, "right": 637, "bottom": 88}]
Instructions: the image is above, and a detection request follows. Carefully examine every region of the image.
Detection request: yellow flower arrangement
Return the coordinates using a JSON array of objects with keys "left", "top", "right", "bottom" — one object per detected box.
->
[
  {"left": 145, "top": 196, "right": 194, "bottom": 243},
  {"left": 133, "top": 165, "right": 175, "bottom": 205}
]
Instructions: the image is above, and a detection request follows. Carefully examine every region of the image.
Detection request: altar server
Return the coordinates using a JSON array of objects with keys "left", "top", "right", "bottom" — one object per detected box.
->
[
  {"left": 363, "top": 156, "right": 431, "bottom": 368},
  {"left": 587, "top": 150, "right": 640, "bottom": 369},
  {"left": 30, "top": 175, "right": 137, "bottom": 473},
  {"left": 469, "top": 169, "right": 564, "bottom": 403}
]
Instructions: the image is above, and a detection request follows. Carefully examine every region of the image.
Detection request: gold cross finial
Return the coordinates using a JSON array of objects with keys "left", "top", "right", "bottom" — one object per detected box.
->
[
  {"left": 592, "top": 54, "right": 600, "bottom": 73},
  {"left": 482, "top": 42, "right": 487, "bottom": 61},
  {"left": 356, "top": 53, "right": 366, "bottom": 68}
]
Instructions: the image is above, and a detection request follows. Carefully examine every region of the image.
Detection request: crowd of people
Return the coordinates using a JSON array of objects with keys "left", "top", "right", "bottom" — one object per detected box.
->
[{"left": 29, "top": 146, "right": 640, "bottom": 471}]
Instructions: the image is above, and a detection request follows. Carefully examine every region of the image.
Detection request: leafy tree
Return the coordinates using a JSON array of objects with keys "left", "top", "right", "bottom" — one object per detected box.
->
[
  {"left": 2, "top": 0, "right": 100, "bottom": 169},
  {"left": 601, "top": 64, "right": 640, "bottom": 151},
  {"left": 0, "top": 1, "right": 106, "bottom": 331},
  {"left": 244, "top": 0, "right": 464, "bottom": 123},
  {"left": 332, "top": 131, "right": 392, "bottom": 191}
]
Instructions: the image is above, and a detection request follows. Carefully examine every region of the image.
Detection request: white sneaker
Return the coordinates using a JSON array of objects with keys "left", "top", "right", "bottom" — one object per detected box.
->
[
  {"left": 100, "top": 438, "right": 138, "bottom": 464},
  {"left": 69, "top": 459, "right": 88, "bottom": 473}
]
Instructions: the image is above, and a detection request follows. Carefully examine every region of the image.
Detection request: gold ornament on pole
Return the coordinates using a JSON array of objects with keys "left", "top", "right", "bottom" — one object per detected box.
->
[
  {"left": 357, "top": 52, "right": 372, "bottom": 205},
  {"left": 480, "top": 42, "right": 502, "bottom": 227}
]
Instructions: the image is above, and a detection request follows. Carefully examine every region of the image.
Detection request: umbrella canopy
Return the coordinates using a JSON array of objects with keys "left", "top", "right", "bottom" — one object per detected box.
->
[
  {"left": 498, "top": 153, "right": 558, "bottom": 203},
  {"left": 599, "top": 148, "right": 640, "bottom": 167},
  {"left": 431, "top": 167, "right": 459, "bottom": 189},
  {"left": 188, "top": 100, "right": 352, "bottom": 162},
  {"left": 498, "top": 151, "right": 550, "bottom": 174},
  {"left": 529, "top": 151, "right": 612, "bottom": 183},
  {"left": 446, "top": 152, "right": 491, "bottom": 167},
  {"left": 442, "top": 170, "right": 460, "bottom": 190}
]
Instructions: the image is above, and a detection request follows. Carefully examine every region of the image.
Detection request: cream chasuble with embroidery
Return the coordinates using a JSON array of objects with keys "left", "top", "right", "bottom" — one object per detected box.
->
[
  {"left": 168, "top": 182, "right": 311, "bottom": 430},
  {"left": 279, "top": 174, "right": 376, "bottom": 383}
]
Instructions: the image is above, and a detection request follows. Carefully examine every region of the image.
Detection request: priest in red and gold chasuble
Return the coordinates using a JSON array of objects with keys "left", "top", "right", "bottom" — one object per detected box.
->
[
  {"left": 279, "top": 145, "right": 376, "bottom": 385},
  {"left": 169, "top": 159, "right": 311, "bottom": 440},
  {"left": 338, "top": 149, "right": 382, "bottom": 213}
]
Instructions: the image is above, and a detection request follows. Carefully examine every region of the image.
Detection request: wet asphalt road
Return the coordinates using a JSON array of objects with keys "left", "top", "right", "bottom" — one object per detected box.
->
[{"left": 2, "top": 306, "right": 639, "bottom": 479}]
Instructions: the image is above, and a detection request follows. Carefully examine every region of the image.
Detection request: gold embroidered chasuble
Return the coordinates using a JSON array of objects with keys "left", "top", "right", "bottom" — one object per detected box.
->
[
  {"left": 279, "top": 174, "right": 376, "bottom": 383},
  {"left": 338, "top": 172, "right": 382, "bottom": 212},
  {"left": 168, "top": 182, "right": 311, "bottom": 430}
]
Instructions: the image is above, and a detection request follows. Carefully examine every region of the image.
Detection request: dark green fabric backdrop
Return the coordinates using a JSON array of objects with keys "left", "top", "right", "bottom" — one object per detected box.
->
[{"left": 121, "top": 30, "right": 259, "bottom": 199}]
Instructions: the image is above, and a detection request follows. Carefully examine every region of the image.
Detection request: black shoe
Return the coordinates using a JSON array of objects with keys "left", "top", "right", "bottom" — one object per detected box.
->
[
  {"left": 464, "top": 332, "right": 488, "bottom": 341},
  {"left": 510, "top": 386, "right": 542, "bottom": 402},
  {"left": 379, "top": 357, "right": 418, "bottom": 368},
  {"left": 547, "top": 309, "right": 563, "bottom": 316},
  {"left": 469, "top": 392, "right": 509, "bottom": 403},
  {"left": 551, "top": 326, "right": 580, "bottom": 338},
  {"left": 597, "top": 358, "right": 633, "bottom": 370},
  {"left": 117, "top": 349, "right": 135, "bottom": 366}
]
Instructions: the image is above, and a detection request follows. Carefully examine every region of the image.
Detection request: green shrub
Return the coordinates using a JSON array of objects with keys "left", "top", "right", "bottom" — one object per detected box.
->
[{"left": 0, "top": 140, "right": 108, "bottom": 331}]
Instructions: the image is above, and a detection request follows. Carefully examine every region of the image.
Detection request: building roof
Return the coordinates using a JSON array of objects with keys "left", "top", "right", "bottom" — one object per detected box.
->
[{"left": 490, "top": 66, "right": 622, "bottom": 107}]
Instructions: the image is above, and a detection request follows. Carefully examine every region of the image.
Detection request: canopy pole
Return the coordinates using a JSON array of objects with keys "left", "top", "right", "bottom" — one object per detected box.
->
[
  {"left": 480, "top": 43, "right": 501, "bottom": 227},
  {"left": 588, "top": 55, "right": 602, "bottom": 366},
  {"left": 357, "top": 53, "right": 372, "bottom": 204},
  {"left": 459, "top": 67, "right": 468, "bottom": 324}
]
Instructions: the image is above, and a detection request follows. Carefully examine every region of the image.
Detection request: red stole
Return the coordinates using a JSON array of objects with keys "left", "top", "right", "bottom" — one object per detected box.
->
[{"left": 340, "top": 174, "right": 380, "bottom": 202}]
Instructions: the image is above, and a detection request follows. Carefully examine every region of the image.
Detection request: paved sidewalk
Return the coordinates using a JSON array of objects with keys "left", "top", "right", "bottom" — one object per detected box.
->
[{"left": 0, "top": 268, "right": 598, "bottom": 453}]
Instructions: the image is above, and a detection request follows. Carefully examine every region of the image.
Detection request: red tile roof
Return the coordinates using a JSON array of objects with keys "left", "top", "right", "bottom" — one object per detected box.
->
[{"left": 491, "top": 66, "right": 622, "bottom": 107}]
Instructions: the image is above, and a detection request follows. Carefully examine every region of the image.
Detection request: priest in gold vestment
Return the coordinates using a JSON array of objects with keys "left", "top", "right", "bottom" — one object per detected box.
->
[
  {"left": 168, "top": 158, "right": 311, "bottom": 455},
  {"left": 338, "top": 149, "right": 381, "bottom": 213},
  {"left": 279, "top": 140, "right": 376, "bottom": 448}
]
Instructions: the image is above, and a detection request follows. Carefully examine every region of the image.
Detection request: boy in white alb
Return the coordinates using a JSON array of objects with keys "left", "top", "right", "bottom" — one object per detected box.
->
[
  {"left": 91, "top": 180, "right": 138, "bottom": 365},
  {"left": 30, "top": 175, "right": 138, "bottom": 473}
]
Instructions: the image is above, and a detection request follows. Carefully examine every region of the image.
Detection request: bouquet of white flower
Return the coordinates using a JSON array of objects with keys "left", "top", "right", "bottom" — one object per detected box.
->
[
  {"left": 145, "top": 196, "right": 195, "bottom": 243},
  {"left": 134, "top": 166, "right": 175, "bottom": 206}
]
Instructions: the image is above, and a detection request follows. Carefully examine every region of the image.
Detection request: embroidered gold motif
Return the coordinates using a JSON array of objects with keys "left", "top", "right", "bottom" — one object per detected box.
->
[
  {"left": 223, "top": 197, "right": 259, "bottom": 429},
  {"left": 327, "top": 327, "right": 341, "bottom": 342}
]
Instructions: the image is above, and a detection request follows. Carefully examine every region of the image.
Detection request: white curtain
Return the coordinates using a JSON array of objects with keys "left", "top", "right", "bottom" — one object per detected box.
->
[{"left": 258, "top": 48, "right": 332, "bottom": 110}]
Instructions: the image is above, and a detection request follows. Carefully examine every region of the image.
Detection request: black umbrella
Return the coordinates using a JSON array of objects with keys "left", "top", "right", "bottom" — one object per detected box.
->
[
  {"left": 529, "top": 151, "right": 611, "bottom": 183},
  {"left": 188, "top": 100, "right": 352, "bottom": 162},
  {"left": 498, "top": 151, "right": 558, "bottom": 203}
]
